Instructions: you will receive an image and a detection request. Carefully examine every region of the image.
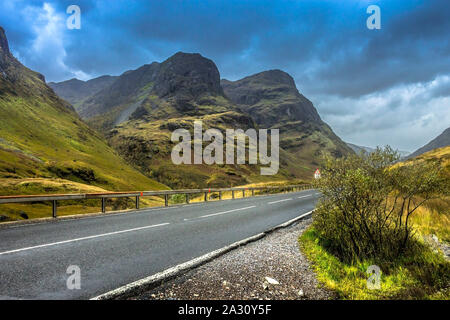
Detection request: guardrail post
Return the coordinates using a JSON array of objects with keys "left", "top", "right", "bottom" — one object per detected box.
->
[
  {"left": 135, "top": 196, "right": 140, "bottom": 210},
  {"left": 204, "top": 192, "right": 208, "bottom": 202},
  {"left": 164, "top": 194, "right": 169, "bottom": 207},
  {"left": 219, "top": 191, "right": 222, "bottom": 200},
  {"left": 52, "top": 200, "right": 57, "bottom": 218},
  {"left": 186, "top": 193, "right": 190, "bottom": 204},
  {"left": 101, "top": 198, "right": 106, "bottom": 213},
  {"left": 232, "top": 190, "right": 235, "bottom": 199}
]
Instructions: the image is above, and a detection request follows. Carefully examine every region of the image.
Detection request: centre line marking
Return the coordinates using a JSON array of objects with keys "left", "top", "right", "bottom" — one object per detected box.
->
[
  {"left": 195, "top": 206, "right": 256, "bottom": 219},
  {"left": 268, "top": 198, "right": 293, "bottom": 204},
  {"left": 298, "top": 195, "right": 312, "bottom": 199},
  {"left": 0, "top": 223, "right": 169, "bottom": 256}
]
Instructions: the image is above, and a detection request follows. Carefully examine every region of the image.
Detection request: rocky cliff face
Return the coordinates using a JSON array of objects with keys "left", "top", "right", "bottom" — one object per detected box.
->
[
  {"left": 72, "top": 52, "right": 228, "bottom": 123},
  {"left": 0, "top": 26, "right": 46, "bottom": 85},
  {"left": 154, "top": 52, "right": 224, "bottom": 100},
  {"left": 222, "top": 70, "right": 321, "bottom": 127},
  {"left": 222, "top": 70, "right": 353, "bottom": 160},
  {"left": 0, "top": 27, "right": 11, "bottom": 65}
]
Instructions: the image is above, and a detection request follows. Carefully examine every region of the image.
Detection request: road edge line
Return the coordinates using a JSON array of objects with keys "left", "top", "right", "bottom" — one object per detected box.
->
[
  {"left": 90, "top": 210, "right": 313, "bottom": 300},
  {"left": 0, "top": 189, "right": 314, "bottom": 230}
]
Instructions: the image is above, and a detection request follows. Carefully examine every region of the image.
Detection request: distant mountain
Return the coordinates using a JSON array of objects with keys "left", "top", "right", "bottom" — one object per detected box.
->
[
  {"left": 51, "top": 53, "right": 353, "bottom": 188},
  {"left": 346, "top": 143, "right": 377, "bottom": 154},
  {"left": 0, "top": 26, "right": 165, "bottom": 195},
  {"left": 408, "top": 127, "right": 450, "bottom": 159},
  {"left": 347, "top": 142, "right": 410, "bottom": 158},
  {"left": 48, "top": 75, "right": 117, "bottom": 108}
]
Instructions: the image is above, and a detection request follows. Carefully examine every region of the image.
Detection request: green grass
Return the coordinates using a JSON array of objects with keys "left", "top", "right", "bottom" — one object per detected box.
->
[
  {"left": 299, "top": 145, "right": 450, "bottom": 300},
  {"left": 0, "top": 178, "right": 165, "bottom": 221},
  {"left": 0, "top": 69, "right": 168, "bottom": 221},
  {"left": 400, "top": 146, "right": 450, "bottom": 243},
  {"left": 299, "top": 227, "right": 450, "bottom": 300},
  {"left": 107, "top": 111, "right": 302, "bottom": 188},
  {"left": 0, "top": 93, "right": 166, "bottom": 192},
  {"left": 411, "top": 198, "right": 450, "bottom": 243}
]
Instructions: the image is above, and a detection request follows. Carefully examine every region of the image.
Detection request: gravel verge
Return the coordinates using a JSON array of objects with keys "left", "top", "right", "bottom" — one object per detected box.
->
[{"left": 132, "top": 217, "right": 335, "bottom": 300}]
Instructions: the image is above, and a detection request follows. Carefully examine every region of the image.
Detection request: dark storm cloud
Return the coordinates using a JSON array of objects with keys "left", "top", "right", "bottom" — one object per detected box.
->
[
  {"left": 3, "top": 0, "right": 449, "bottom": 94},
  {"left": 0, "top": 0, "right": 449, "bottom": 150}
]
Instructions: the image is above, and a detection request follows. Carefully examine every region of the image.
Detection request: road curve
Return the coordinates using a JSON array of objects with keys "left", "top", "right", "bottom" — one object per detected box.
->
[{"left": 0, "top": 189, "right": 320, "bottom": 299}]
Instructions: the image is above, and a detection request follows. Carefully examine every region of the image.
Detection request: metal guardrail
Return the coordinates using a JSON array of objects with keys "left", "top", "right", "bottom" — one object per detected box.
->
[{"left": 0, "top": 184, "right": 312, "bottom": 218}]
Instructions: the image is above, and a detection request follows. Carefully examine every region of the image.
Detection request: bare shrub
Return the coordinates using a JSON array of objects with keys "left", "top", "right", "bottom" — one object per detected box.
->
[{"left": 313, "top": 146, "right": 448, "bottom": 262}]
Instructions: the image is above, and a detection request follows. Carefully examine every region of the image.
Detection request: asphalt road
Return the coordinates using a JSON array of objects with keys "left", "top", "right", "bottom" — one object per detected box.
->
[{"left": 0, "top": 189, "right": 320, "bottom": 299}]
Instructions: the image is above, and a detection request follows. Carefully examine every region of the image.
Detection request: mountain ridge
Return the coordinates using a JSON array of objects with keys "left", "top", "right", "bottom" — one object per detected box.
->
[
  {"left": 48, "top": 75, "right": 117, "bottom": 108},
  {"left": 0, "top": 27, "right": 166, "bottom": 196},
  {"left": 346, "top": 142, "right": 410, "bottom": 158},
  {"left": 50, "top": 52, "right": 354, "bottom": 188},
  {"left": 408, "top": 127, "right": 450, "bottom": 159}
]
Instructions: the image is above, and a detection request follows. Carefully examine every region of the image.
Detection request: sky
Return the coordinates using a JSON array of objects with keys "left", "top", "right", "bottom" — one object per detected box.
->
[{"left": 1, "top": 0, "right": 449, "bottom": 152}]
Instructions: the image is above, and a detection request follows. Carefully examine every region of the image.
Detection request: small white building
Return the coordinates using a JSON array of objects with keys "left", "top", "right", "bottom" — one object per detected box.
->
[{"left": 314, "top": 169, "right": 321, "bottom": 179}]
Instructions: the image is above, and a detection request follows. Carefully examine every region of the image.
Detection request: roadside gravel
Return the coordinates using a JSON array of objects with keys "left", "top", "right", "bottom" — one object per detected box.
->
[{"left": 132, "top": 217, "right": 335, "bottom": 300}]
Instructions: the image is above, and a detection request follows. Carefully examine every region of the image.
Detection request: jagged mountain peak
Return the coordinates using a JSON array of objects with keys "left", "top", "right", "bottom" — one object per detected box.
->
[
  {"left": 0, "top": 26, "right": 11, "bottom": 57},
  {"left": 221, "top": 69, "right": 321, "bottom": 125},
  {"left": 0, "top": 27, "right": 46, "bottom": 89},
  {"left": 154, "top": 51, "right": 223, "bottom": 99},
  {"left": 0, "top": 26, "right": 14, "bottom": 73},
  {"left": 225, "top": 69, "right": 296, "bottom": 88}
]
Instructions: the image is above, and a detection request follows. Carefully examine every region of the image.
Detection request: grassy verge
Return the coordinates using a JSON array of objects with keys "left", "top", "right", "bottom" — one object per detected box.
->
[
  {"left": 0, "top": 178, "right": 164, "bottom": 222},
  {"left": 186, "top": 180, "right": 307, "bottom": 202},
  {"left": 299, "top": 227, "right": 450, "bottom": 300},
  {"left": 410, "top": 198, "right": 450, "bottom": 243}
]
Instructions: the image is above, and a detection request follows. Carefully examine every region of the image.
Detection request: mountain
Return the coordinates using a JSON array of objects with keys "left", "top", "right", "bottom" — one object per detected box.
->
[
  {"left": 222, "top": 70, "right": 321, "bottom": 125},
  {"left": 346, "top": 142, "right": 410, "bottom": 158},
  {"left": 0, "top": 26, "right": 166, "bottom": 197},
  {"left": 48, "top": 75, "right": 117, "bottom": 108},
  {"left": 408, "top": 127, "right": 450, "bottom": 159},
  {"left": 346, "top": 142, "right": 377, "bottom": 154},
  {"left": 50, "top": 52, "right": 354, "bottom": 188},
  {"left": 222, "top": 70, "right": 354, "bottom": 165},
  {"left": 90, "top": 52, "right": 262, "bottom": 187},
  {"left": 73, "top": 52, "right": 234, "bottom": 131},
  {"left": 406, "top": 145, "right": 450, "bottom": 176}
]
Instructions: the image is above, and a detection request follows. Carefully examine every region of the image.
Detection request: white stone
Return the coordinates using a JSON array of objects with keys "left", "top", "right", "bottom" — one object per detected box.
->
[{"left": 264, "top": 277, "right": 279, "bottom": 285}]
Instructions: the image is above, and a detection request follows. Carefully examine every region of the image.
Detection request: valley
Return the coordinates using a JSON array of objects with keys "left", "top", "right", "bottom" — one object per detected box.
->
[{"left": 51, "top": 52, "right": 353, "bottom": 189}]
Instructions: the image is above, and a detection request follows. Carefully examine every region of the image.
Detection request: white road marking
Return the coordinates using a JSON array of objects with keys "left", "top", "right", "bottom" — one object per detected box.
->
[
  {"left": 92, "top": 208, "right": 314, "bottom": 300},
  {"left": 268, "top": 198, "right": 292, "bottom": 204},
  {"left": 185, "top": 206, "right": 256, "bottom": 221},
  {"left": 297, "top": 195, "right": 312, "bottom": 199},
  {"left": 0, "top": 223, "right": 169, "bottom": 256}
]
